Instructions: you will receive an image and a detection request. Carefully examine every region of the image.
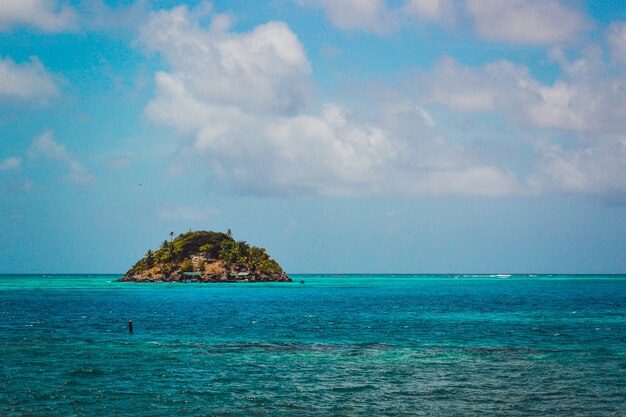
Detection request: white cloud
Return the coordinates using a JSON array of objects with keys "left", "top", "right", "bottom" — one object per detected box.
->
[
  {"left": 300, "top": 0, "right": 586, "bottom": 43},
  {"left": 419, "top": 55, "right": 626, "bottom": 134},
  {"left": 0, "top": 0, "right": 152, "bottom": 34},
  {"left": 158, "top": 205, "right": 221, "bottom": 221},
  {"left": 422, "top": 57, "right": 586, "bottom": 131},
  {"left": 0, "top": 0, "right": 77, "bottom": 32},
  {"left": 141, "top": 7, "right": 520, "bottom": 198},
  {"left": 182, "top": 102, "right": 519, "bottom": 197},
  {"left": 302, "top": 0, "right": 455, "bottom": 33},
  {"left": 608, "top": 22, "right": 626, "bottom": 63},
  {"left": 465, "top": 0, "right": 587, "bottom": 45},
  {"left": 78, "top": 0, "right": 149, "bottom": 34},
  {"left": 0, "top": 157, "right": 21, "bottom": 171},
  {"left": 528, "top": 138, "right": 626, "bottom": 200},
  {"left": 0, "top": 56, "right": 59, "bottom": 101},
  {"left": 140, "top": 5, "right": 311, "bottom": 116},
  {"left": 28, "top": 131, "right": 94, "bottom": 184},
  {"left": 404, "top": 0, "right": 455, "bottom": 23},
  {"left": 409, "top": 166, "right": 520, "bottom": 197},
  {"left": 313, "top": 0, "right": 397, "bottom": 34},
  {"left": 412, "top": 51, "right": 626, "bottom": 200},
  {"left": 421, "top": 57, "right": 532, "bottom": 112}
]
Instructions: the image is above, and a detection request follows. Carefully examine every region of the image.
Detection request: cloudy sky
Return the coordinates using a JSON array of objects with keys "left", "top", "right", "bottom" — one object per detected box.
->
[{"left": 1, "top": 0, "right": 625, "bottom": 273}]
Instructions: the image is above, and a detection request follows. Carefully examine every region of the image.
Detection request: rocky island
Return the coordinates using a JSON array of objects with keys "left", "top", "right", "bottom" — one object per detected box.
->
[{"left": 117, "top": 231, "right": 291, "bottom": 283}]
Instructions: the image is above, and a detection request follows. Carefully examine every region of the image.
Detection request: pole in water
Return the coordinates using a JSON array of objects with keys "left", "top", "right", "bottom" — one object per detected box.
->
[{"left": 128, "top": 319, "right": 133, "bottom": 334}]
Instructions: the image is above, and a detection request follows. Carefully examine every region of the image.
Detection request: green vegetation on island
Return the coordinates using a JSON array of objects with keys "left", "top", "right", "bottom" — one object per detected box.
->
[{"left": 118, "top": 231, "right": 291, "bottom": 282}]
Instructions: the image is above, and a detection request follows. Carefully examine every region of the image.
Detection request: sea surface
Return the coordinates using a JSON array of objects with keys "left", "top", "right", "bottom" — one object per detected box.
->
[{"left": 1, "top": 274, "right": 625, "bottom": 416}]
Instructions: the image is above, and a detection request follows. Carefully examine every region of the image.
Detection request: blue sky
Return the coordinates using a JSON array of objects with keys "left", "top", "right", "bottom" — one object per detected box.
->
[{"left": 1, "top": 0, "right": 625, "bottom": 274}]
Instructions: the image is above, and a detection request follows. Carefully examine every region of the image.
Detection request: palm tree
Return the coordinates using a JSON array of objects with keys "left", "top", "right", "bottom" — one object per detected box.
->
[
  {"left": 160, "top": 241, "right": 170, "bottom": 261},
  {"left": 169, "top": 231, "right": 175, "bottom": 242},
  {"left": 146, "top": 249, "right": 154, "bottom": 267}
]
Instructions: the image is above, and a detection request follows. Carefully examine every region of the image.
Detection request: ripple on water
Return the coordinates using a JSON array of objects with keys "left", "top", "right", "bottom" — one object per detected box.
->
[{"left": 1, "top": 274, "right": 625, "bottom": 416}]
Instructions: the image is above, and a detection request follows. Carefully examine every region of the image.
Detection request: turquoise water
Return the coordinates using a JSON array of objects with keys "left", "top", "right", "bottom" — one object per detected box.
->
[{"left": 1, "top": 274, "right": 625, "bottom": 416}]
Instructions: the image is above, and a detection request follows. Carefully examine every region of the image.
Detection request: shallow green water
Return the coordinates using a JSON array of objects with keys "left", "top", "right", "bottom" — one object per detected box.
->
[{"left": 1, "top": 274, "right": 625, "bottom": 416}]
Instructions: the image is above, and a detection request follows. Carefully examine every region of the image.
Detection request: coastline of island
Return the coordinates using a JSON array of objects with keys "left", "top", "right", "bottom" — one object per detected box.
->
[{"left": 117, "top": 231, "right": 291, "bottom": 283}]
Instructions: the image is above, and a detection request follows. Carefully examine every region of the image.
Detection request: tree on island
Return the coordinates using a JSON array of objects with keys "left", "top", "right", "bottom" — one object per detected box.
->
[
  {"left": 120, "top": 230, "right": 290, "bottom": 283},
  {"left": 145, "top": 249, "right": 154, "bottom": 267}
]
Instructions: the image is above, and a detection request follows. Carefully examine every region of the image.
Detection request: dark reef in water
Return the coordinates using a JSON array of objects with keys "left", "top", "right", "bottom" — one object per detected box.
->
[{"left": 117, "top": 231, "right": 291, "bottom": 283}]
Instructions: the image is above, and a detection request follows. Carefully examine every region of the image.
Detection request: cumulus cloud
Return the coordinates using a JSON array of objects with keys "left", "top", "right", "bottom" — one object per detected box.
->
[
  {"left": 0, "top": 157, "right": 21, "bottom": 171},
  {"left": 0, "top": 56, "right": 59, "bottom": 101},
  {"left": 300, "top": 0, "right": 587, "bottom": 45},
  {"left": 411, "top": 50, "right": 626, "bottom": 200},
  {"left": 0, "top": 0, "right": 152, "bottom": 35},
  {"left": 311, "top": 0, "right": 398, "bottom": 34},
  {"left": 181, "top": 101, "right": 519, "bottom": 197},
  {"left": 77, "top": 0, "right": 149, "bottom": 34},
  {"left": 0, "top": 0, "right": 77, "bottom": 32},
  {"left": 141, "top": 6, "right": 521, "bottom": 198},
  {"left": 465, "top": 0, "right": 587, "bottom": 45},
  {"left": 608, "top": 22, "right": 626, "bottom": 63},
  {"left": 419, "top": 54, "right": 626, "bottom": 134},
  {"left": 140, "top": 5, "right": 312, "bottom": 115},
  {"left": 404, "top": 0, "right": 455, "bottom": 23},
  {"left": 528, "top": 138, "right": 626, "bottom": 201},
  {"left": 28, "top": 131, "right": 94, "bottom": 184},
  {"left": 301, "top": 0, "right": 452, "bottom": 33}
]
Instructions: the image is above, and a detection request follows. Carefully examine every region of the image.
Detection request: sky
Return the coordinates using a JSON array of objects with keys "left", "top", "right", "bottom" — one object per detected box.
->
[{"left": 1, "top": 0, "right": 625, "bottom": 274}]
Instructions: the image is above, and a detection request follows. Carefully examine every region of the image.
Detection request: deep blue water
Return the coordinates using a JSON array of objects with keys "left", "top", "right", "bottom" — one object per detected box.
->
[{"left": 1, "top": 274, "right": 625, "bottom": 416}]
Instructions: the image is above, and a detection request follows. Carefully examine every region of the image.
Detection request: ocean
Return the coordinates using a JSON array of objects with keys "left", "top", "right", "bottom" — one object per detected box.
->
[{"left": 1, "top": 274, "right": 625, "bottom": 416}]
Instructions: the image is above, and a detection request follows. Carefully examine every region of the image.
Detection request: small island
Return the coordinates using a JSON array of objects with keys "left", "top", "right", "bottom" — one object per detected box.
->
[{"left": 117, "top": 231, "right": 291, "bottom": 283}]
